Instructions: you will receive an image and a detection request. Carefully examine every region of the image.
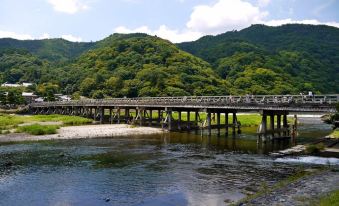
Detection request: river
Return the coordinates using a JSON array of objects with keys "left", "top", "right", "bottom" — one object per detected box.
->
[{"left": 0, "top": 116, "right": 337, "bottom": 206}]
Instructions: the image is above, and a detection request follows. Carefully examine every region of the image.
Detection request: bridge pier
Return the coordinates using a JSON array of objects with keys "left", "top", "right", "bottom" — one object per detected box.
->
[
  {"left": 225, "top": 112, "right": 229, "bottom": 135},
  {"left": 217, "top": 112, "right": 221, "bottom": 136},
  {"left": 258, "top": 110, "right": 290, "bottom": 140},
  {"left": 186, "top": 111, "right": 190, "bottom": 130},
  {"left": 207, "top": 110, "right": 212, "bottom": 136}
]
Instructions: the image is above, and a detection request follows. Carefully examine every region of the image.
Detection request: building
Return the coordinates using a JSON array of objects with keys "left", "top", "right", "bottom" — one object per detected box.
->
[
  {"left": 1, "top": 82, "right": 21, "bottom": 87},
  {"left": 34, "top": 97, "right": 44, "bottom": 102},
  {"left": 22, "top": 92, "right": 38, "bottom": 104},
  {"left": 1, "top": 82, "right": 34, "bottom": 88}
]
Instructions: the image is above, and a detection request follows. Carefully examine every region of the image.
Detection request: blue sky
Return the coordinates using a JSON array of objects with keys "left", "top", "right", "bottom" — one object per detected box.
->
[{"left": 0, "top": 0, "right": 338, "bottom": 42}]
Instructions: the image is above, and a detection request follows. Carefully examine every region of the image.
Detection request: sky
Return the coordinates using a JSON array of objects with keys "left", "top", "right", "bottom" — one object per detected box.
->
[{"left": 0, "top": 0, "right": 338, "bottom": 43}]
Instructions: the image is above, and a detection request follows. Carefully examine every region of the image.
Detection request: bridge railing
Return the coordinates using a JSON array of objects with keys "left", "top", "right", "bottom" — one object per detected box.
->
[{"left": 30, "top": 94, "right": 339, "bottom": 108}]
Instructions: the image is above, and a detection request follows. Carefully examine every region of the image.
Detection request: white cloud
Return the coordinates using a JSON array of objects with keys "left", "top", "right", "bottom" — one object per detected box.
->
[
  {"left": 263, "top": 18, "right": 339, "bottom": 28},
  {"left": 61, "top": 34, "right": 82, "bottom": 42},
  {"left": 0, "top": 30, "right": 84, "bottom": 42},
  {"left": 39, "top": 33, "right": 51, "bottom": 39},
  {"left": 0, "top": 30, "right": 33, "bottom": 40},
  {"left": 186, "top": 0, "right": 268, "bottom": 34},
  {"left": 115, "top": 25, "right": 202, "bottom": 43},
  {"left": 47, "top": 0, "right": 89, "bottom": 14},
  {"left": 257, "top": 0, "right": 271, "bottom": 7}
]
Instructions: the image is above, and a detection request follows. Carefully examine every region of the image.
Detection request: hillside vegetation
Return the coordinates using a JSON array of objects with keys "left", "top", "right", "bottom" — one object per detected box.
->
[
  {"left": 0, "top": 24, "right": 338, "bottom": 98},
  {"left": 178, "top": 24, "right": 339, "bottom": 94}
]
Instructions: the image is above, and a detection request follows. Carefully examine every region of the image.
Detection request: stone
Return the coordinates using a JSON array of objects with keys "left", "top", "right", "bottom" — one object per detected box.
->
[{"left": 4, "top": 161, "right": 14, "bottom": 167}]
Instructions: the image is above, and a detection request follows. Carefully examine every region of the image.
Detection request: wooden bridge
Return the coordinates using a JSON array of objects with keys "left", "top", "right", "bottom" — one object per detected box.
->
[{"left": 29, "top": 95, "right": 339, "bottom": 137}]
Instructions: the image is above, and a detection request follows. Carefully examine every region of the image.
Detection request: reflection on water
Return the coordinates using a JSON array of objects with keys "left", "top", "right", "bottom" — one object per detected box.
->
[{"left": 0, "top": 117, "right": 334, "bottom": 206}]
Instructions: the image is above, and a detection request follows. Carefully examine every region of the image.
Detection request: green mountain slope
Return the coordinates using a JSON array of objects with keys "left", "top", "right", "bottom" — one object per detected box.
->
[
  {"left": 178, "top": 24, "right": 339, "bottom": 94},
  {"left": 61, "top": 34, "right": 226, "bottom": 97},
  {"left": 0, "top": 38, "right": 95, "bottom": 62},
  {"left": 0, "top": 24, "right": 338, "bottom": 98},
  {"left": 0, "top": 49, "right": 50, "bottom": 84}
]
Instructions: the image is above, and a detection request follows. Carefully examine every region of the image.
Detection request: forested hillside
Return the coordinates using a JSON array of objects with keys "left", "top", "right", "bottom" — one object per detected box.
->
[
  {"left": 178, "top": 24, "right": 339, "bottom": 94},
  {"left": 0, "top": 24, "right": 338, "bottom": 98},
  {"left": 0, "top": 38, "right": 95, "bottom": 62},
  {"left": 58, "top": 34, "right": 226, "bottom": 97}
]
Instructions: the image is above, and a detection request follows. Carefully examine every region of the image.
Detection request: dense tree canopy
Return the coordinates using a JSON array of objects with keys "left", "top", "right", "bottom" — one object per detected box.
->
[
  {"left": 179, "top": 24, "right": 339, "bottom": 94},
  {"left": 0, "top": 24, "right": 338, "bottom": 98}
]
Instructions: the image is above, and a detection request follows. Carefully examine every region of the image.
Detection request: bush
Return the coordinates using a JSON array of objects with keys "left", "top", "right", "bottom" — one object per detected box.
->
[
  {"left": 305, "top": 143, "right": 325, "bottom": 154},
  {"left": 316, "top": 190, "right": 339, "bottom": 206},
  {"left": 17, "top": 124, "right": 60, "bottom": 135},
  {"left": 31, "top": 115, "right": 92, "bottom": 125}
]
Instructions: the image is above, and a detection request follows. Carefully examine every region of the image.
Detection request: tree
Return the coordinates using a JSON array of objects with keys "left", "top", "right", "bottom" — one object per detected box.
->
[
  {"left": 79, "top": 78, "right": 96, "bottom": 97},
  {"left": 6, "top": 90, "right": 24, "bottom": 106},
  {"left": 92, "top": 90, "right": 105, "bottom": 99},
  {"left": 0, "top": 91, "right": 7, "bottom": 105},
  {"left": 36, "top": 83, "right": 59, "bottom": 101}
]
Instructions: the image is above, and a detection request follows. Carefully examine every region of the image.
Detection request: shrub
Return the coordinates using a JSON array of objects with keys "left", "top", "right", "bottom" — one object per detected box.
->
[
  {"left": 31, "top": 115, "right": 92, "bottom": 125},
  {"left": 305, "top": 143, "right": 325, "bottom": 154},
  {"left": 17, "top": 124, "right": 60, "bottom": 135}
]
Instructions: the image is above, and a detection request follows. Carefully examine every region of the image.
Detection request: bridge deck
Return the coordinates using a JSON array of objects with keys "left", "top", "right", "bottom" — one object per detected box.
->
[{"left": 30, "top": 95, "right": 339, "bottom": 113}]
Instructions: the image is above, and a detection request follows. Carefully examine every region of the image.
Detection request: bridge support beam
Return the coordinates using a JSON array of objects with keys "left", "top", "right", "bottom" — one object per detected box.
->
[
  {"left": 187, "top": 111, "right": 191, "bottom": 130},
  {"left": 259, "top": 110, "right": 290, "bottom": 140},
  {"left": 225, "top": 112, "right": 229, "bottom": 135},
  {"left": 216, "top": 112, "right": 220, "bottom": 136},
  {"left": 232, "top": 112, "right": 237, "bottom": 135},
  {"left": 178, "top": 111, "right": 182, "bottom": 130},
  {"left": 149, "top": 110, "right": 153, "bottom": 126},
  {"left": 207, "top": 111, "right": 212, "bottom": 136},
  {"left": 100, "top": 107, "right": 104, "bottom": 124}
]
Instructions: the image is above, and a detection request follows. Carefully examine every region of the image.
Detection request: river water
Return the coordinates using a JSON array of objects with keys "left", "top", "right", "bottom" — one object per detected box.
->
[{"left": 0, "top": 117, "right": 336, "bottom": 206}]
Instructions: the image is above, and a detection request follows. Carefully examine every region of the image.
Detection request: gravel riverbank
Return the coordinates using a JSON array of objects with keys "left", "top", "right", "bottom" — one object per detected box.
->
[
  {"left": 0, "top": 124, "right": 164, "bottom": 143},
  {"left": 242, "top": 170, "right": 339, "bottom": 206}
]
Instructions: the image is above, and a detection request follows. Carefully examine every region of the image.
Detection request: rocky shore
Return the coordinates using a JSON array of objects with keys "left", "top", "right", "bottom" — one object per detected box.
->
[
  {"left": 0, "top": 124, "right": 165, "bottom": 143},
  {"left": 238, "top": 170, "right": 339, "bottom": 206}
]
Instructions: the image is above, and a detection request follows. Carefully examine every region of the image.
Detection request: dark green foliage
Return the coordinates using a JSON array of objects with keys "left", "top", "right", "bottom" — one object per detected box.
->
[
  {"left": 70, "top": 35, "right": 225, "bottom": 97},
  {"left": 16, "top": 124, "right": 59, "bottom": 135},
  {"left": 178, "top": 24, "right": 339, "bottom": 94},
  {"left": 0, "top": 24, "right": 338, "bottom": 97},
  {"left": 0, "top": 87, "right": 25, "bottom": 105},
  {"left": 0, "top": 38, "right": 95, "bottom": 62},
  {"left": 305, "top": 143, "right": 325, "bottom": 154}
]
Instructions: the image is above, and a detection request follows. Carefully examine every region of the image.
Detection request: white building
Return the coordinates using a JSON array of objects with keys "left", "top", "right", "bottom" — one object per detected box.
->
[
  {"left": 1, "top": 82, "right": 21, "bottom": 87},
  {"left": 22, "top": 92, "right": 38, "bottom": 103},
  {"left": 1, "top": 82, "right": 34, "bottom": 87}
]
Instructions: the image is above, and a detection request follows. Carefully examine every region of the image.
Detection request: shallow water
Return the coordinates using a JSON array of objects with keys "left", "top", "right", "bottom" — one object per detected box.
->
[{"left": 0, "top": 117, "right": 336, "bottom": 206}]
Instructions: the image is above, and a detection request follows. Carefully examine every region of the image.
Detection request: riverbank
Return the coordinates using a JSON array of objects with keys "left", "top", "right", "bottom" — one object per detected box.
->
[
  {"left": 0, "top": 113, "right": 93, "bottom": 134},
  {"left": 0, "top": 124, "right": 164, "bottom": 143},
  {"left": 235, "top": 169, "right": 339, "bottom": 206}
]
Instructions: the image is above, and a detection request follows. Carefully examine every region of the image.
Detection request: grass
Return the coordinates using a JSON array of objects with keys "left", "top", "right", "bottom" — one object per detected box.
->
[
  {"left": 0, "top": 113, "right": 92, "bottom": 135},
  {"left": 315, "top": 190, "right": 339, "bottom": 206},
  {"left": 329, "top": 129, "right": 339, "bottom": 138},
  {"left": 305, "top": 143, "right": 325, "bottom": 154},
  {"left": 233, "top": 168, "right": 323, "bottom": 206},
  {"left": 29, "top": 114, "right": 93, "bottom": 125},
  {"left": 16, "top": 124, "right": 60, "bottom": 135}
]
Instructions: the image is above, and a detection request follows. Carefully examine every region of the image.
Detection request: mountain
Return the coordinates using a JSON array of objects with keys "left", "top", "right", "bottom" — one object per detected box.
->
[
  {"left": 60, "top": 34, "right": 226, "bottom": 97},
  {"left": 0, "top": 24, "right": 338, "bottom": 98},
  {"left": 0, "top": 38, "right": 95, "bottom": 62},
  {"left": 0, "top": 34, "right": 225, "bottom": 97},
  {"left": 178, "top": 24, "right": 339, "bottom": 94}
]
